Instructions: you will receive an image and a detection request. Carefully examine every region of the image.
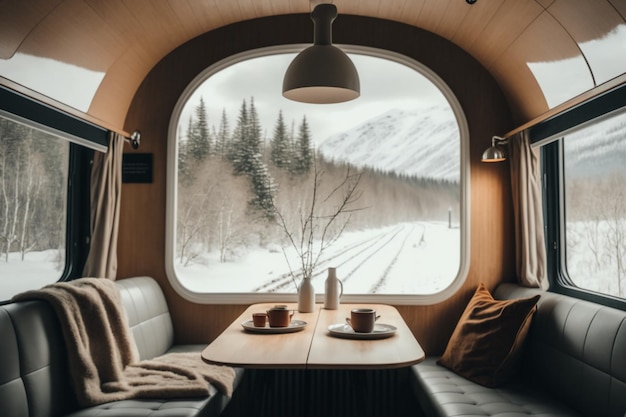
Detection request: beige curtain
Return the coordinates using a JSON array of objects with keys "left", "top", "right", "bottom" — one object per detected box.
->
[
  {"left": 82, "top": 132, "right": 124, "bottom": 279},
  {"left": 509, "top": 131, "right": 549, "bottom": 289}
]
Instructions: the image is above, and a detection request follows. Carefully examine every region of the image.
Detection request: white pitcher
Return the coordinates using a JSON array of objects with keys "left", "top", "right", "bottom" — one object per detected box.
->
[{"left": 324, "top": 267, "right": 344, "bottom": 310}]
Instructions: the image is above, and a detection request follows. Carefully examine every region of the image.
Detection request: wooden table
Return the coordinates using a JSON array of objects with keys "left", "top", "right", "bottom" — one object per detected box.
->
[{"left": 201, "top": 303, "right": 424, "bottom": 370}]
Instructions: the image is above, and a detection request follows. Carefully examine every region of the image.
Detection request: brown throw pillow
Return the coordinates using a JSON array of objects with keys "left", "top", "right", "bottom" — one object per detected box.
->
[{"left": 437, "top": 283, "right": 540, "bottom": 387}]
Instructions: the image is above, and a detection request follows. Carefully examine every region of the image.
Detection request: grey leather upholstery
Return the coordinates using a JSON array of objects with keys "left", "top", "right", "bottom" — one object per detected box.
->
[
  {"left": 0, "top": 276, "right": 240, "bottom": 417},
  {"left": 116, "top": 276, "right": 179, "bottom": 359},
  {"left": 411, "top": 284, "right": 626, "bottom": 417},
  {"left": 412, "top": 357, "right": 582, "bottom": 417},
  {"left": 0, "top": 301, "right": 78, "bottom": 417},
  {"left": 65, "top": 398, "right": 219, "bottom": 417}
]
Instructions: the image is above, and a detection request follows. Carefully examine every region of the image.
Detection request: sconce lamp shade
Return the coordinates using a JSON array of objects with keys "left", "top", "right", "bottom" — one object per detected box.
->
[
  {"left": 283, "top": 4, "right": 360, "bottom": 104},
  {"left": 481, "top": 146, "right": 506, "bottom": 162},
  {"left": 481, "top": 136, "right": 508, "bottom": 162}
]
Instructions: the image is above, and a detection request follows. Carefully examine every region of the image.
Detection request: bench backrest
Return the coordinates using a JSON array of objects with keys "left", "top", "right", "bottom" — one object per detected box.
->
[
  {"left": 495, "top": 284, "right": 626, "bottom": 417},
  {"left": 0, "top": 301, "right": 77, "bottom": 417},
  {"left": 115, "top": 276, "right": 175, "bottom": 360}
]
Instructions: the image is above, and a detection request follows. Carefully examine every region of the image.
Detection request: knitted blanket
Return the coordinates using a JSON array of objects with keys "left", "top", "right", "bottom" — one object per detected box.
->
[{"left": 13, "top": 278, "right": 234, "bottom": 407}]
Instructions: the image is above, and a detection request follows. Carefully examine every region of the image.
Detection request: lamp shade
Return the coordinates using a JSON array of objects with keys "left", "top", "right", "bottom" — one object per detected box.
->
[
  {"left": 282, "top": 4, "right": 360, "bottom": 104},
  {"left": 481, "top": 136, "right": 507, "bottom": 162},
  {"left": 481, "top": 145, "right": 506, "bottom": 162}
]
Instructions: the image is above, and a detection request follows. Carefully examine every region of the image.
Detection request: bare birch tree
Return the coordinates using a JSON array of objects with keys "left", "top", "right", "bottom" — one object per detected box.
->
[{"left": 271, "top": 157, "right": 364, "bottom": 288}]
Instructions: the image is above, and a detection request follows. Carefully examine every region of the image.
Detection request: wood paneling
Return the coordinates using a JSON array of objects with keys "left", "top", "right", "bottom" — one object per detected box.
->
[
  {"left": 610, "top": 0, "right": 626, "bottom": 19},
  {"left": 468, "top": 0, "right": 544, "bottom": 68},
  {"left": 549, "top": 0, "right": 626, "bottom": 85},
  {"left": 2, "top": 0, "right": 624, "bottom": 131},
  {"left": 492, "top": 11, "right": 594, "bottom": 124},
  {"left": 118, "top": 15, "right": 514, "bottom": 356},
  {"left": 19, "top": 0, "right": 122, "bottom": 71},
  {"left": 0, "top": 0, "right": 62, "bottom": 59}
]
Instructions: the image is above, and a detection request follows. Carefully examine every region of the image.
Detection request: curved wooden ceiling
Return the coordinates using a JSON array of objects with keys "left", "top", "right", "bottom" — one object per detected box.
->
[{"left": 0, "top": 0, "right": 625, "bottom": 131}]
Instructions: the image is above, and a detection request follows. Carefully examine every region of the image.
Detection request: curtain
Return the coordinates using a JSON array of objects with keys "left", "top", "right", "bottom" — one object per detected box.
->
[
  {"left": 82, "top": 132, "right": 124, "bottom": 279},
  {"left": 509, "top": 130, "right": 549, "bottom": 289}
]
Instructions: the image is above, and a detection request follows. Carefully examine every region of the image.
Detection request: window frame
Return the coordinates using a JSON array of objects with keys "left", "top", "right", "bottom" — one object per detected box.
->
[
  {"left": 0, "top": 86, "right": 95, "bottom": 302},
  {"left": 539, "top": 83, "right": 626, "bottom": 311},
  {"left": 164, "top": 45, "right": 471, "bottom": 305}
]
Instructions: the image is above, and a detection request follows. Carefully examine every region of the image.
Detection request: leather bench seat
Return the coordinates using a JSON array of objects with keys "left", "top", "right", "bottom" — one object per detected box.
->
[
  {"left": 412, "top": 357, "right": 581, "bottom": 417},
  {"left": 410, "top": 284, "right": 626, "bottom": 417},
  {"left": 0, "top": 276, "right": 242, "bottom": 417}
]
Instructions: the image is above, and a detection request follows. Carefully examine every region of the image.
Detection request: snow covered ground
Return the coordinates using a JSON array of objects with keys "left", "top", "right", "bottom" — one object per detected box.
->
[
  {"left": 0, "top": 250, "right": 63, "bottom": 300},
  {"left": 176, "top": 221, "right": 461, "bottom": 295},
  {"left": 2, "top": 219, "right": 623, "bottom": 300}
]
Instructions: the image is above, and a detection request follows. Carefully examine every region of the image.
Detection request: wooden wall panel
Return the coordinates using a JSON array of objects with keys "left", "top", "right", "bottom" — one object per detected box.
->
[
  {"left": 118, "top": 15, "right": 514, "bottom": 356},
  {"left": 0, "top": 0, "right": 63, "bottom": 59},
  {"left": 4, "top": 0, "right": 624, "bottom": 135}
]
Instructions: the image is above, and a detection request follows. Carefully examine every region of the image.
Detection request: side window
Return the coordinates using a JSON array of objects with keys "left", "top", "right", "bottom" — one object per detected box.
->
[
  {"left": 167, "top": 50, "right": 469, "bottom": 303},
  {"left": 0, "top": 114, "right": 69, "bottom": 299},
  {"left": 561, "top": 109, "right": 626, "bottom": 299}
]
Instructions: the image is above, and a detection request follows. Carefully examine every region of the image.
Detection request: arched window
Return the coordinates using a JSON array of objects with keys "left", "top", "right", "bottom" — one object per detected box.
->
[{"left": 166, "top": 47, "right": 469, "bottom": 305}]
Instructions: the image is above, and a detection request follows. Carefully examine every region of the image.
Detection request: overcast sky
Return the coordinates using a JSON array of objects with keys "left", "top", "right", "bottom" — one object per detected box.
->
[{"left": 179, "top": 53, "right": 449, "bottom": 145}]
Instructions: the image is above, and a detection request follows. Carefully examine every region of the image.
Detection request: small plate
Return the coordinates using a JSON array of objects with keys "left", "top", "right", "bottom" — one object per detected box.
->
[
  {"left": 242, "top": 319, "right": 307, "bottom": 334},
  {"left": 327, "top": 323, "right": 397, "bottom": 339}
]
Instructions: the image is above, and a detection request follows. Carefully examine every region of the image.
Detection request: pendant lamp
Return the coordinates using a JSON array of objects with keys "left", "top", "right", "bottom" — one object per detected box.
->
[{"left": 282, "top": 3, "right": 360, "bottom": 104}]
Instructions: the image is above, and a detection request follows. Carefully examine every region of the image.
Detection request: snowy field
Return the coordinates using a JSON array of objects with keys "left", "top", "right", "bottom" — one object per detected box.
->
[
  {"left": 176, "top": 221, "right": 461, "bottom": 295},
  {"left": 1, "top": 219, "right": 623, "bottom": 299},
  {"left": 0, "top": 250, "right": 63, "bottom": 300}
]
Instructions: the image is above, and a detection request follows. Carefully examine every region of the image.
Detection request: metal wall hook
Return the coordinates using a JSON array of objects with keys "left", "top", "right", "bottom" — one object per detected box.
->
[{"left": 126, "top": 130, "right": 141, "bottom": 150}]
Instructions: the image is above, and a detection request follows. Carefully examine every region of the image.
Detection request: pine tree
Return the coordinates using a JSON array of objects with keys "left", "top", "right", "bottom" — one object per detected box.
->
[
  {"left": 178, "top": 122, "right": 191, "bottom": 182},
  {"left": 232, "top": 98, "right": 263, "bottom": 175},
  {"left": 270, "top": 110, "right": 290, "bottom": 169},
  {"left": 248, "top": 153, "right": 277, "bottom": 220},
  {"left": 229, "top": 98, "right": 276, "bottom": 219},
  {"left": 187, "top": 97, "right": 211, "bottom": 160},
  {"left": 215, "top": 108, "right": 230, "bottom": 160},
  {"left": 229, "top": 99, "right": 248, "bottom": 168},
  {"left": 292, "top": 115, "right": 313, "bottom": 175},
  {"left": 248, "top": 97, "right": 262, "bottom": 156}
]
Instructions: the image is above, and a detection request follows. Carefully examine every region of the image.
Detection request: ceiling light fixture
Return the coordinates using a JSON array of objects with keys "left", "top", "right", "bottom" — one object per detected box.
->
[
  {"left": 481, "top": 136, "right": 508, "bottom": 162},
  {"left": 282, "top": 3, "right": 360, "bottom": 104}
]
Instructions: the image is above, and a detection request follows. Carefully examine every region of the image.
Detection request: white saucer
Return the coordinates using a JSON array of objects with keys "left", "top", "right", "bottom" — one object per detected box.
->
[
  {"left": 242, "top": 319, "right": 307, "bottom": 334},
  {"left": 327, "top": 323, "right": 397, "bottom": 339}
]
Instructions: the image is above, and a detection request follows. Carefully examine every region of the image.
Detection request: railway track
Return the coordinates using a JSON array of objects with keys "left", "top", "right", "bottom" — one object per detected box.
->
[{"left": 253, "top": 225, "right": 405, "bottom": 292}]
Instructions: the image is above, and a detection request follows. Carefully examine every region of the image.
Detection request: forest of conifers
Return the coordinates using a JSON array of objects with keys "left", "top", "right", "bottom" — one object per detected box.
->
[{"left": 176, "top": 97, "right": 460, "bottom": 266}]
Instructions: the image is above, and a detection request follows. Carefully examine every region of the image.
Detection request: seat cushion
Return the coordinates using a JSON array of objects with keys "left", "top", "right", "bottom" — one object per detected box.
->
[
  {"left": 437, "top": 283, "right": 540, "bottom": 387},
  {"left": 411, "top": 357, "right": 583, "bottom": 417},
  {"left": 65, "top": 397, "right": 221, "bottom": 417}
]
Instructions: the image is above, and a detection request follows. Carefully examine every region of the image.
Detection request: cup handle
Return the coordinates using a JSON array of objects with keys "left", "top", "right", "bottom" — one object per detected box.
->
[
  {"left": 375, "top": 315, "right": 381, "bottom": 322},
  {"left": 345, "top": 317, "right": 352, "bottom": 327}
]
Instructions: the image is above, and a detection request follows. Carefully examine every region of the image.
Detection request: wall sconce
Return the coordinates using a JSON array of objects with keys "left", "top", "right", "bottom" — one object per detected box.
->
[
  {"left": 282, "top": 3, "right": 360, "bottom": 104},
  {"left": 481, "top": 136, "right": 508, "bottom": 162}
]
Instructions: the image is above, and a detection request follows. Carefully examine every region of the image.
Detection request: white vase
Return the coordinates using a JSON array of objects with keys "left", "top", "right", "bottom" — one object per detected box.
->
[
  {"left": 324, "top": 267, "right": 343, "bottom": 310},
  {"left": 298, "top": 277, "right": 315, "bottom": 313}
]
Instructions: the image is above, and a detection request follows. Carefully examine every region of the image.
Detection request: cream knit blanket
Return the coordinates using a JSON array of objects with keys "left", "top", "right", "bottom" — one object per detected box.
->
[{"left": 13, "top": 278, "right": 235, "bottom": 407}]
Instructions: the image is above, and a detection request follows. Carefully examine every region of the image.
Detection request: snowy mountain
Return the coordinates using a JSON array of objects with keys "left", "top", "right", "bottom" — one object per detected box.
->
[{"left": 318, "top": 105, "right": 460, "bottom": 181}]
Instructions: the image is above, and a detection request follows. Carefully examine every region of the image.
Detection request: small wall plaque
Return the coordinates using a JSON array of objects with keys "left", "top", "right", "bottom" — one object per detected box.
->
[{"left": 122, "top": 153, "right": 153, "bottom": 183}]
